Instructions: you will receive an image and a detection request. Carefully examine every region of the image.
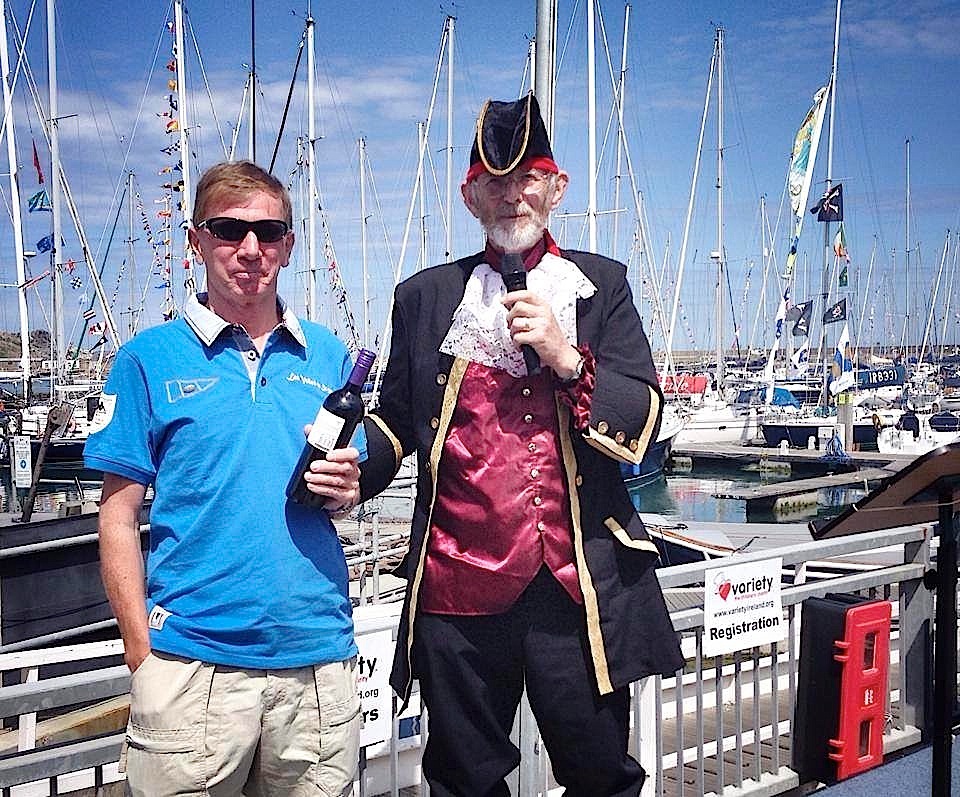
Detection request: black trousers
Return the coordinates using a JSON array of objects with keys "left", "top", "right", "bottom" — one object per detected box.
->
[{"left": 412, "top": 568, "right": 645, "bottom": 797}]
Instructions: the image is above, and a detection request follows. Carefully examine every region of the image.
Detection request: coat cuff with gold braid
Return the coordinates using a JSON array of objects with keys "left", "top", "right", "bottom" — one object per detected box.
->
[
  {"left": 583, "top": 384, "right": 661, "bottom": 465},
  {"left": 358, "top": 413, "right": 404, "bottom": 501},
  {"left": 556, "top": 344, "right": 595, "bottom": 431}
]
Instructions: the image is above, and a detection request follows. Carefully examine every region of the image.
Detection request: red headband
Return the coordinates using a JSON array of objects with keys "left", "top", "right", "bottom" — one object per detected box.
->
[{"left": 464, "top": 155, "right": 560, "bottom": 184}]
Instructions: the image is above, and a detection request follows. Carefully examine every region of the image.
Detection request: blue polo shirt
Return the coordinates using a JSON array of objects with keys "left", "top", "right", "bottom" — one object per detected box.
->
[{"left": 84, "top": 294, "right": 365, "bottom": 669}]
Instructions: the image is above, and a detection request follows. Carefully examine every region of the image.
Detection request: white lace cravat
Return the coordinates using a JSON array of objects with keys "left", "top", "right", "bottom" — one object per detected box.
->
[{"left": 439, "top": 253, "right": 597, "bottom": 377}]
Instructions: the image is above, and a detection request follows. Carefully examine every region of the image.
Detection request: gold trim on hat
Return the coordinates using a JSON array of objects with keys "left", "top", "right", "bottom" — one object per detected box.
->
[{"left": 475, "top": 93, "right": 533, "bottom": 177}]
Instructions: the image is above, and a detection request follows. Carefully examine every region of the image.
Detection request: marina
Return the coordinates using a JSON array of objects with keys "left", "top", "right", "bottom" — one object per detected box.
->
[{"left": 0, "top": 0, "right": 957, "bottom": 793}]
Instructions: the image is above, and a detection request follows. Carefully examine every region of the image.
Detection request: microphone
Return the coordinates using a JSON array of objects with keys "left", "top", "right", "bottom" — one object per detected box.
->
[{"left": 501, "top": 253, "right": 541, "bottom": 376}]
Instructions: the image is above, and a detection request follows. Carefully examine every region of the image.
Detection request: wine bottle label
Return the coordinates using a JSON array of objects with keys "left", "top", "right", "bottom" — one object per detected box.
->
[{"left": 307, "top": 407, "right": 347, "bottom": 451}]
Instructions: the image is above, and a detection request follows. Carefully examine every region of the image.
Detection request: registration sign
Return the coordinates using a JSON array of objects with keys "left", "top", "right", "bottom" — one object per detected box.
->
[
  {"left": 356, "top": 629, "right": 393, "bottom": 747},
  {"left": 703, "top": 557, "right": 786, "bottom": 657},
  {"left": 12, "top": 435, "right": 32, "bottom": 488}
]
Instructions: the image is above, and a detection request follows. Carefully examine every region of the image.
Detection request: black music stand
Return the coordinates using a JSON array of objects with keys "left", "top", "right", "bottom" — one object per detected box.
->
[{"left": 810, "top": 442, "right": 960, "bottom": 797}]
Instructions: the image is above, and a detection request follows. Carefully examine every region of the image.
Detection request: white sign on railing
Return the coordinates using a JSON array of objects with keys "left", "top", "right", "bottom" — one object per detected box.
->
[
  {"left": 12, "top": 435, "right": 32, "bottom": 488},
  {"left": 356, "top": 630, "right": 393, "bottom": 747},
  {"left": 703, "top": 557, "right": 786, "bottom": 657}
]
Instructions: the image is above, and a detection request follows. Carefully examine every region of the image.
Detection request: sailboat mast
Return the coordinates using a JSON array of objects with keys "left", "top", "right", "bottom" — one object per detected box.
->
[
  {"left": 714, "top": 26, "right": 725, "bottom": 385},
  {"left": 249, "top": 0, "right": 256, "bottom": 161},
  {"left": 417, "top": 121, "right": 427, "bottom": 270},
  {"left": 359, "top": 136, "right": 369, "bottom": 349},
  {"left": 611, "top": 4, "right": 629, "bottom": 263},
  {"left": 905, "top": 137, "right": 911, "bottom": 356},
  {"left": 306, "top": 11, "right": 317, "bottom": 319},
  {"left": 818, "top": 0, "right": 841, "bottom": 398},
  {"left": 174, "top": 0, "right": 192, "bottom": 248},
  {"left": 534, "top": 0, "right": 555, "bottom": 139},
  {"left": 46, "top": 0, "right": 65, "bottom": 388},
  {"left": 126, "top": 171, "right": 137, "bottom": 340},
  {"left": 444, "top": 15, "right": 454, "bottom": 263},
  {"left": 586, "top": 0, "right": 597, "bottom": 252},
  {"left": 0, "top": 0, "right": 32, "bottom": 392}
]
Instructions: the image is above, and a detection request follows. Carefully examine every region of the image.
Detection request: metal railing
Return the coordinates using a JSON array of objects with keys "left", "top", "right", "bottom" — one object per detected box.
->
[{"left": 0, "top": 522, "right": 939, "bottom": 797}]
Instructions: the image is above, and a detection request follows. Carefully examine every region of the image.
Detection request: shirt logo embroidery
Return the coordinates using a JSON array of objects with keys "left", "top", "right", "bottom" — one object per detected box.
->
[
  {"left": 148, "top": 605, "right": 172, "bottom": 631},
  {"left": 287, "top": 372, "right": 334, "bottom": 394},
  {"left": 89, "top": 394, "right": 117, "bottom": 434},
  {"left": 165, "top": 378, "right": 219, "bottom": 403}
]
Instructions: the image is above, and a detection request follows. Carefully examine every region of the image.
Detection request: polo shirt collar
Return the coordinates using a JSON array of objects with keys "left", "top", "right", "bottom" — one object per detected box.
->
[{"left": 183, "top": 292, "right": 307, "bottom": 349}]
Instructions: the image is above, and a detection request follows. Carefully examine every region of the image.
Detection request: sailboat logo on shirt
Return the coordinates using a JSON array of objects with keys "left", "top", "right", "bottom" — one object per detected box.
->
[{"left": 165, "top": 378, "right": 219, "bottom": 404}]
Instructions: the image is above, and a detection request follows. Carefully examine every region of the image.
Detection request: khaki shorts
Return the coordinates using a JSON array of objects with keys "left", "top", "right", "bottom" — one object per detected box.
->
[{"left": 123, "top": 651, "right": 360, "bottom": 797}]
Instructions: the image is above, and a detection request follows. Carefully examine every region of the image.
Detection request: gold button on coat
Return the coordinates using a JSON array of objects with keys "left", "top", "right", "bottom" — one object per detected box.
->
[
  {"left": 597, "top": 421, "right": 609, "bottom": 434},
  {"left": 436, "top": 373, "right": 447, "bottom": 385},
  {"left": 615, "top": 431, "right": 626, "bottom": 444},
  {"left": 429, "top": 417, "right": 440, "bottom": 429}
]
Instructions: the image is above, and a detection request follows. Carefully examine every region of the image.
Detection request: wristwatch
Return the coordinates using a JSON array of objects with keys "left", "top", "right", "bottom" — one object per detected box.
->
[{"left": 559, "top": 353, "right": 586, "bottom": 385}]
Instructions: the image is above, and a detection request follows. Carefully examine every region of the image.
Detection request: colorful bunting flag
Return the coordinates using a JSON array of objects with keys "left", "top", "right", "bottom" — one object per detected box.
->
[
  {"left": 791, "top": 301, "right": 813, "bottom": 337},
  {"left": 32, "top": 140, "right": 45, "bottom": 184},
  {"left": 833, "top": 222, "right": 850, "bottom": 262},
  {"left": 27, "top": 189, "right": 52, "bottom": 212},
  {"left": 791, "top": 338, "right": 810, "bottom": 376},
  {"left": 772, "top": 287, "right": 790, "bottom": 340},
  {"left": 70, "top": 275, "right": 82, "bottom": 289},
  {"left": 829, "top": 322, "right": 856, "bottom": 395},
  {"left": 810, "top": 182, "right": 843, "bottom": 222},
  {"left": 823, "top": 298, "right": 847, "bottom": 324},
  {"left": 82, "top": 308, "right": 96, "bottom": 321},
  {"left": 19, "top": 269, "right": 50, "bottom": 290},
  {"left": 36, "top": 234, "right": 54, "bottom": 253}
]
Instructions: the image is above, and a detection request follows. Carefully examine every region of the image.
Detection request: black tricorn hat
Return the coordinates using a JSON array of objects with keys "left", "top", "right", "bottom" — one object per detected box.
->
[{"left": 466, "top": 92, "right": 557, "bottom": 182}]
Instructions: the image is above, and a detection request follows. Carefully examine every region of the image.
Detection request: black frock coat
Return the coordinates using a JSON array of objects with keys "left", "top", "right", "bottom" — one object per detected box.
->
[{"left": 358, "top": 248, "right": 685, "bottom": 705}]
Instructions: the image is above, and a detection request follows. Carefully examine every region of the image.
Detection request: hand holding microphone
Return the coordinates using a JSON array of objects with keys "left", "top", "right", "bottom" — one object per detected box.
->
[{"left": 501, "top": 253, "right": 541, "bottom": 376}]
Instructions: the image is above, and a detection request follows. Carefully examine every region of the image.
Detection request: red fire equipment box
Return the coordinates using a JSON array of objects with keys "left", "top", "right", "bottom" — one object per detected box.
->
[{"left": 793, "top": 593, "right": 891, "bottom": 783}]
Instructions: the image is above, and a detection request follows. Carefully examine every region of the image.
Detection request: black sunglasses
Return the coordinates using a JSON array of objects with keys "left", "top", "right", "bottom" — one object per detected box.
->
[{"left": 197, "top": 217, "right": 290, "bottom": 243}]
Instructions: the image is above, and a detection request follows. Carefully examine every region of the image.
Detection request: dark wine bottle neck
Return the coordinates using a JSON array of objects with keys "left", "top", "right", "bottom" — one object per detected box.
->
[{"left": 344, "top": 349, "right": 376, "bottom": 389}]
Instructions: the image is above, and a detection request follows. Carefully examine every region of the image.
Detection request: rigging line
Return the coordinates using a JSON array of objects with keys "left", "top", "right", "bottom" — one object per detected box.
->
[
  {"left": 422, "top": 135, "right": 449, "bottom": 249},
  {"left": 843, "top": 37, "right": 889, "bottom": 265},
  {"left": 372, "top": 20, "right": 449, "bottom": 397},
  {"left": 723, "top": 247, "right": 740, "bottom": 357},
  {"left": 268, "top": 27, "right": 305, "bottom": 173},
  {"left": 87, "top": 4, "right": 172, "bottom": 266},
  {"left": 0, "top": 0, "right": 38, "bottom": 135},
  {"left": 553, "top": 0, "right": 580, "bottom": 88},
  {"left": 69, "top": 181, "right": 126, "bottom": 367},
  {"left": 185, "top": 8, "right": 229, "bottom": 161},
  {"left": 8, "top": 0, "right": 163, "bottom": 274},
  {"left": 719, "top": 38, "right": 761, "bottom": 202},
  {"left": 362, "top": 154, "right": 400, "bottom": 308}
]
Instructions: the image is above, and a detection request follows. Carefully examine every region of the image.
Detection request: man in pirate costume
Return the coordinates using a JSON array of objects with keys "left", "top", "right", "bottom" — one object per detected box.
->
[{"left": 359, "top": 94, "right": 683, "bottom": 796}]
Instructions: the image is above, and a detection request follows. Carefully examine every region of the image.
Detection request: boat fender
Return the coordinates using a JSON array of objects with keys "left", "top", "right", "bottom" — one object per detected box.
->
[{"left": 872, "top": 413, "right": 883, "bottom": 433}]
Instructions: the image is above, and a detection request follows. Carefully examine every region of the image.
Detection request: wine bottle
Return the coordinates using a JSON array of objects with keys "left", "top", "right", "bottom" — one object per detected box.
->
[{"left": 286, "top": 348, "right": 376, "bottom": 507}]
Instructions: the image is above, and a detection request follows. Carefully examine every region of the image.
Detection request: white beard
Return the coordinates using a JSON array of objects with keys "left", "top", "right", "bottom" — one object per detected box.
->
[{"left": 483, "top": 214, "right": 546, "bottom": 253}]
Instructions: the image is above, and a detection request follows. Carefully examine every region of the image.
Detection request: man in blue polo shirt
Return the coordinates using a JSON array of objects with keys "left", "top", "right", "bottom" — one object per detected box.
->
[{"left": 85, "top": 161, "right": 363, "bottom": 796}]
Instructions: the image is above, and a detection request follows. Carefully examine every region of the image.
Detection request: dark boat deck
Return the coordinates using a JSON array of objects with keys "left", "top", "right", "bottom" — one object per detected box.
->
[{"left": 671, "top": 442, "right": 914, "bottom": 518}]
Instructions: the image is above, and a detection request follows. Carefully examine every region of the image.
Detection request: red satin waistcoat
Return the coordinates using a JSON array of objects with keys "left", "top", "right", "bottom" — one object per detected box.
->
[{"left": 420, "top": 362, "right": 583, "bottom": 614}]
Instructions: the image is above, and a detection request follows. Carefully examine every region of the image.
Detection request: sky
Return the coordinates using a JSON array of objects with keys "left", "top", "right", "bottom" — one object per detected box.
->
[{"left": 2, "top": 0, "right": 959, "bottom": 365}]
